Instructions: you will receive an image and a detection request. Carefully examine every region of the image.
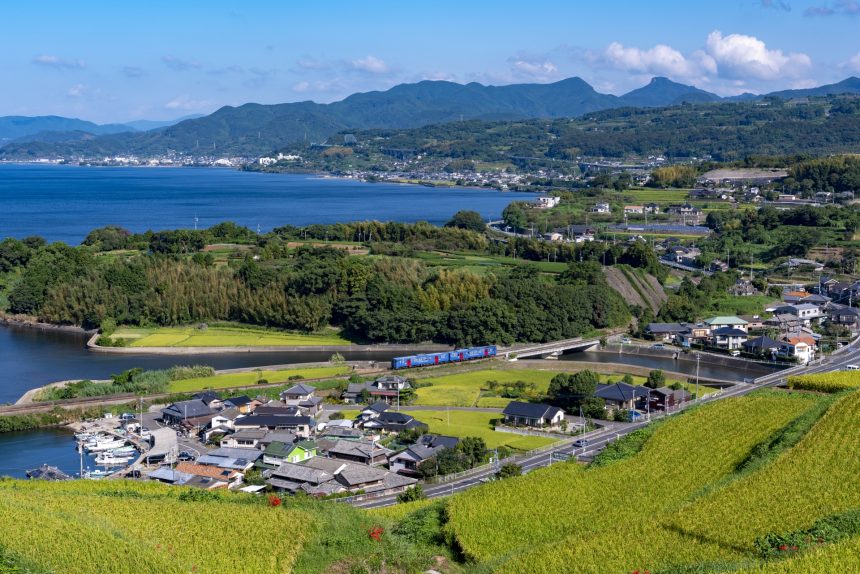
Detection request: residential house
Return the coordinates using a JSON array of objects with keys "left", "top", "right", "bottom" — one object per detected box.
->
[
  {"left": 544, "top": 231, "right": 565, "bottom": 242},
  {"left": 801, "top": 293, "right": 831, "bottom": 307},
  {"left": 730, "top": 280, "right": 759, "bottom": 297},
  {"left": 343, "top": 376, "right": 411, "bottom": 405},
  {"left": 501, "top": 401, "right": 565, "bottom": 427},
  {"left": 766, "top": 313, "right": 804, "bottom": 332},
  {"left": 624, "top": 205, "right": 645, "bottom": 215},
  {"left": 704, "top": 316, "right": 748, "bottom": 333},
  {"left": 192, "top": 391, "right": 224, "bottom": 411},
  {"left": 260, "top": 440, "right": 316, "bottom": 468},
  {"left": 195, "top": 446, "right": 262, "bottom": 473},
  {"left": 326, "top": 440, "right": 392, "bottom": 466},
  {"left": 779, "top": 336, "right": 816, "bottom": 364},
  {"left": 174, "top": 461, "right": 242, "bottom": 489},
  {"left": 356, "top": 401, "right": 390, "bottom": 423},
  {"left": 774, "top": 304, "right": 824, "bottom": 327},
  {"left": 830, "top": 306, "right": 860, "bottom": 331},
  {"left": 709, "top": 259, "right": 729, "bottom": 273},
  {"left": 676, "top": 323, "right": 711, "bottom": 348},
  {"left": 591, "top": 202, "right": 611, "bottom": 214},
  {"left": 280, "top": 384, "right": 316, "bottom": 402},
  {"left": 570, "top": 224, "right": 596, "bottom": 243},
  {"left": 782, "top": 290, "right": 810, "bottom": 304},
  {"left": 265, "top": 457, "right": 416, "bottom": 496},
  {"left": 362, "top": 411, "right": 428, "bottom": 433},
  {"left": 254, "top": 404, "right": 303, "bottom": 417},
  {"left": 388, "top": 435, "right": 460, "bottom": 476},
  {"left": 258, "top": 430, "right": 298, "bottom": 450},
  {"left": 738, "top": 315, "right": 766, "bottom": 331},
  {"left": 665, "top": 246, "right": 701, "bottom": 266},
  {"left": 595, "top": 383, "right": 649, "bottom": 411},
  {"left": 233, "top": 414, "right": 314, "bottom": 438},
  {"left": 742, "top": 336, "right": 782, "bottom": 356},
  {"left": 666, "top": 204, "right": 702, "bottom": 224},
  {"left": 711, "top": 326, "right": 748, "bottom": 350},
  {"left": 645, "top": 322, "right": 689, "bottom": 342},
  {"left": 648, "top": 387, "right": 691, "bottom": 411},
  {"left": 148, "top": 467, "right": 195, "bottom": 487},
  {"left": 280, "top": 384, "right": 324, "bottom": 416},
  {"left": 223, "top": 396, "right": 260, "bottom": 414},
  {"left": 220, "top": 428, "right": 268, "bottom": 449},
  {"left": 161, "top": 399, "right": 215, "bottom": 425},
  {"left": 534, "top": 196, "right": 561, "bottom": 209},
  {"left": 644, "top": 202, "right": 660, "bottom": 214}
]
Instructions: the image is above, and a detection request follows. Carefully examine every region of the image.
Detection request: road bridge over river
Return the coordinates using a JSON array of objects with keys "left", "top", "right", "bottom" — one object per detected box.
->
[{"left": 502, "top": 337, "right": 601, "bottom": 359}]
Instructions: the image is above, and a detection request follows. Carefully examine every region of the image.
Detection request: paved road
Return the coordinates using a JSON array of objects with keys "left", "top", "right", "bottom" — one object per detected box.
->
[{"left": 350, "top": 337, "right": 860, "bottom": 509}]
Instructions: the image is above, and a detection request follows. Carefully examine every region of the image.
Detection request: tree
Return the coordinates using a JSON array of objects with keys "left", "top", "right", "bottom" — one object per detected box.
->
[
  {"left": 497, "top": 463, "right": 522, "bottom": 479},
  {"left": 502, "top": 203, "right": 527, "bottom": 231},
  {"left": 445, "top": 210, "right": 486, "bottom": 233},
  {"left": 645, "top": 369, "right": 666, "bottom": 389},
  {"left": 548, "top": 369, "right": 599, "bottom": 408},
  {"left": 457, "top": 436, "right": 487, "bottom": 467},
  {"left": 397, "top": 484, "right": 426, "bottom": 503}
]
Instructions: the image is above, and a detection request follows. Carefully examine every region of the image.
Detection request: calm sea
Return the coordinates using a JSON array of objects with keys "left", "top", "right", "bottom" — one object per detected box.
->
[{"left": 0, "top": 163, "right": 534, "bottom": 244}]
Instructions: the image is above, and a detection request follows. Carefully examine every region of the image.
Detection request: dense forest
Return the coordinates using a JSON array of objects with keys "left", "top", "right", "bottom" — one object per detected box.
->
[
  {"left": 0, "top": 221, "right": 633, "bottom": 345},
  {"left": 280, "top": 96, "right": 860, "bottom": 171}
]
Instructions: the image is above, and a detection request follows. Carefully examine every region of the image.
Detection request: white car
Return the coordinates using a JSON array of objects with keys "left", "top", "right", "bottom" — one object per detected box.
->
[
  {"left": 844, "top": 364, "right": 860, "bottom": 371},
  {"left": 729, "top": 350, "right": 741, "bottom": 357}
]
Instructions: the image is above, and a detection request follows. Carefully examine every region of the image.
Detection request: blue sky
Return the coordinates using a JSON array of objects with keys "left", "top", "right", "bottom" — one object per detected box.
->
[{"left": 3, "top": 0, "right": 860, "bottom": 123}]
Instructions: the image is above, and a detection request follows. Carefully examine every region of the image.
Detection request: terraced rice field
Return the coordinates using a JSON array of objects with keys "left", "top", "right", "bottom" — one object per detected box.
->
[
  {"left": 445, "top": 391, "right": 818, "bottom": 572},
  {"left": 167, "top": 365, "right": 352, "bottom": 392}
]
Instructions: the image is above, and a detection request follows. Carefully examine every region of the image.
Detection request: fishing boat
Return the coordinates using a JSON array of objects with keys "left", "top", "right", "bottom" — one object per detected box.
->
[
  {"left": 108, "top": 446, "right": 137, "bottom": 456},
  {"left": 85, "top": 439, "right": 127, "bottom": 452},
  {"left": 94, "top": 454, "right": 131, "bottom": 467}
]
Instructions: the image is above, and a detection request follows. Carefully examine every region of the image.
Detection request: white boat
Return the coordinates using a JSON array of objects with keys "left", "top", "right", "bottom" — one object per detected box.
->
[
  {"left": 108, "top": 446, "right": 137, "bottom": 456},
  {"left": 74, "top": 431, "right": 97, "bottom": 441},
  {"left": 94, "top": 454, "right": 131, "bottom": 467},
  {"left": 82, "top": 469, "right": 111, "bottom": 479},
  {"left": 85, "top": 439, "right": 127, "bottom": 452}
]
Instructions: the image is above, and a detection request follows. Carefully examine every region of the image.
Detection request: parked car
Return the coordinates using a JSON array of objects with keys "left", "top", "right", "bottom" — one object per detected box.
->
[
  {"left": 729, "top": 350, "right": 741, "bottom": 357},
  {"left": 119, "top": 413, "right": 136, "bottom": 421},
  {"left": 573, "top": 438, "right": 589, "bottom": 448},
  {"left": 620, "top": 337, "right": 631, "bottom": 344},
  {"left": 177, "top": 451, "right": 195, "bottom": 462},
  {"left": 650, "top": 343, "right": 665, "bottom": 349}
]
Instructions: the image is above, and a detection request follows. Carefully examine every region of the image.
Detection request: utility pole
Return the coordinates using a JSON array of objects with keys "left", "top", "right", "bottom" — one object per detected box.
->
[{"left": 695, "top": 353, "right": 701, "bottom": 402}]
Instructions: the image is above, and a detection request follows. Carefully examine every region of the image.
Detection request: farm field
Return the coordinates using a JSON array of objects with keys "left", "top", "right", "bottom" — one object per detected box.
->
[
  {"left": 413, "top": 367, "right": 700, "bottom": 408},
  {"left": 670, "top": 390, "right": 860, "bottom": 552},
  {"left": 445, "top": 390, "right": 819, "bottom": 570},
  {"left": 0, "top": 480, "right": 308, "bottom": 574},
  {"left": 412, "top": 250, "right": 567, "bottom": 275},
  {"left": 110, "top": 324, "right": 353, "bottom": 347},
  {"left": 787, "top": 371, "right": 860, "bottom": 393},
  {"left": 167, "top": 365, "right": 352, "bottom": 393},
  {"left": 0, "top": 479, "right": 457, "bottom": 574},
  {"left": 413, "top": 409, "right": 557, "bottom": 450}
]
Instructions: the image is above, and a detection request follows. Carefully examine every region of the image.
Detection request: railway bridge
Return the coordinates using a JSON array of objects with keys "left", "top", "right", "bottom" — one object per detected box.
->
[{"left": 502, "top": 337, "right": 601, "bottom": 360}]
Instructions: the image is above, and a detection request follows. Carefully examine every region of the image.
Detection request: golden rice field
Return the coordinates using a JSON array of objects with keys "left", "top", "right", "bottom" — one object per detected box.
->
[
  {"left": 787, "top": 371, "right": 860, "bottom": 393},
  {"left": 111, "top": 324, "right": 352, "bottom": 347},
  {"left": 445, "top": 391, "right": 819, "bottom": 572},
  {"left": 670, "top": 390, "right": 860, "bottom": 552},
  {"left": 0, "top": 480, "right": 307, "bottom": 574}
]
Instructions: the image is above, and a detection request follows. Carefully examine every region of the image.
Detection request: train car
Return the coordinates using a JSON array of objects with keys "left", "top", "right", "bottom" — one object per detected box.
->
[{"left": 391, "top": 345, "right": 497, "bottom": 370}]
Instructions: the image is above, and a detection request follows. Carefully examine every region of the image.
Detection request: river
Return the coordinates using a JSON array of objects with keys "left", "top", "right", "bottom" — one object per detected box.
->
[
  {"left": 0, "top": 164, "right": 535, "bottom": 244},
  {"left": 560, "top": 350, "right": 782, "bottom": 382}
]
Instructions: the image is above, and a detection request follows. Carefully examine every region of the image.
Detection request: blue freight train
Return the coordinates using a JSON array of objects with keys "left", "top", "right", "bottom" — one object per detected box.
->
[{"left": 391, "top": 345, "right": 497, "bottom": 370}]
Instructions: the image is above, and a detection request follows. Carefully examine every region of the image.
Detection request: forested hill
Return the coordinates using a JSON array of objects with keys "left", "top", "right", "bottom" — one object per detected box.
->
[{"left": 292, "top": 95, "right": 860, "bottom": 164}]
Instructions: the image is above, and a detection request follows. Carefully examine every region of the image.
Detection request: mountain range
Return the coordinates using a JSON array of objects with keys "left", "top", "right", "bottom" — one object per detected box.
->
[
  {"left": 2, "top": 76, "right": 859, "bottom": 159},
  {"left": 0, "top": 114, "right": 204, "bottom": 145}
]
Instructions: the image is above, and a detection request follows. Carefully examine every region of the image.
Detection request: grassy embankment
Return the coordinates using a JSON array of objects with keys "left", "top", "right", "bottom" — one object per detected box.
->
[{"left": 167, "top": 365, "right": 353, "bottom": 393}]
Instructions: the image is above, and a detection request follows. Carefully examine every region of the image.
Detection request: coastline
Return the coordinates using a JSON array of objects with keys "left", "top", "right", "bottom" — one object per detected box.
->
[
  {"left": 0, "top": 314, "right": 95, "bottom": 335},
  {"left": 85, "top": 332, "right": 451, "bottom": 355}
]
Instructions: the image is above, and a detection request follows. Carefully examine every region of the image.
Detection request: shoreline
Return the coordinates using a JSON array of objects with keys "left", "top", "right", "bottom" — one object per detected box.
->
[
  {"left": 85, "top": 332, "right": 452, "bottom": 355},
  {"left": 0, "top": 315, "right": 95, "bottom": 335}
]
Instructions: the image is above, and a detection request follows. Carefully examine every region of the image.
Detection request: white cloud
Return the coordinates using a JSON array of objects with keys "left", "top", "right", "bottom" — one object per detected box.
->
[
  {"left": 33, "top": 54, "right": 86, "bottom": 69},
  {"left": 844, "top": 51, "right": 860, "bottom": 73},
  {"left": 605, "top": 42, "right": 701, "bottom": 80},
  {"left": 350, "top": 55, "right": 390, "bottom": 74},
  {"left": 508, "top": 57, "right": 559, "bottom": 82},
  {"left": 165, "top": 95, "right": 210, "bottom": 111},
  {"left": 67, "top": 84, "right": 87, "bottom": 97},
  {"left": 705, "top": 30, "right": 811, "bottom": 80}
]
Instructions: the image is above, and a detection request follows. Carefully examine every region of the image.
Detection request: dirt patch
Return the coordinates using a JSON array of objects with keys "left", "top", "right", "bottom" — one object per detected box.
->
[{"left": 603, "top": 267, "right": 667, "bottom": 312}]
